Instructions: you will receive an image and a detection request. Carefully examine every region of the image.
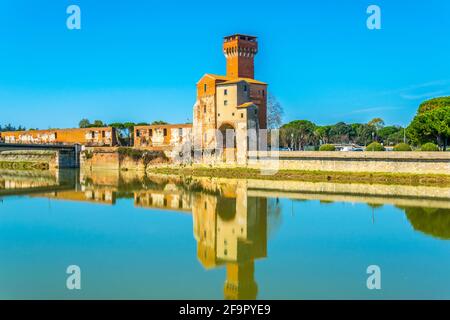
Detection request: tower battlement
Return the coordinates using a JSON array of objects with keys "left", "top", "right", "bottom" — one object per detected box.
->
[{"left": 223, "top": 34, "right": 258, "bottom": 79}]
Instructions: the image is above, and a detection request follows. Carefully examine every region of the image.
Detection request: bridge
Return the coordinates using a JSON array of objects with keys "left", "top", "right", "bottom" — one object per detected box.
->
[{"left": 0, "top": 143, "right": 81, "bottom": 168}]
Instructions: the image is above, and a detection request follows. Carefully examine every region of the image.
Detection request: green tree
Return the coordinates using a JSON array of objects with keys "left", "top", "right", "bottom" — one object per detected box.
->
[
  {"left": 315, "top": 126, "right": 332, "bottom": 144},
  {"left": 151, "top": 120, "right": 168, "bottom": 125},
  {"left": 408, "top": 104, "right": 450, "bottom": 150},
  {"left": 368, "top": 117, "right": 385, "bottom": 131},
  {"left": 328, "top": 122, "right": 354, "bottom": 144},
  {"left": 418, "top": 96, "right": 450, "bottom": 114},
  {"left": 354, "top": 123, "right": 375, "bottom": 146},
  {"left": 378, "top": 125, "right": 403, "bottom": 146},
  {"left": 92, "top": 120, "right": 106, "bottom": 127},
  {"left": 280, "top": 120, "right": 316, "bottom": 150},
  {"left": 79, "top": 118, "right": 91, "bottom": 128}
]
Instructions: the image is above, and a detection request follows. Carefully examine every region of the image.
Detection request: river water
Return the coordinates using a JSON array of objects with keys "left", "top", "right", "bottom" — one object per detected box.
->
[{"left": 0, "top": 169, "right": 449, "bottom": 299}]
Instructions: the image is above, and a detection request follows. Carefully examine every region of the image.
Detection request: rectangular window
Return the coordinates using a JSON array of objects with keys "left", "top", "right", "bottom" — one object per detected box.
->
[
  {"left": 241, "top": 113, "right": 244, "bottom": 118},
  {"left": 149, "top": 129, "right": 153, "bottom": 136},
  {"left": 136, "top": 130, "right": 140, "bottom": 137},
  {"left": 204, "top": 84, "right": 207, "bottom": 92},
  {"left": 224, "top": 89, "right": 228, "bottom": 95},
  {"left": 179, "top": 128, "right": 183, "bottom": 136},
  {"left": 224, "top": 100, "right": 228, "bottom": 106},
  {"left": 244, "top": 85, "right": 248, "bottom": 92},
  {"left": 163, "top": 128, "right": 168, "bottom": 136},
  {"left": 102, "top": 131, "right": 105, "bottom": 138}
]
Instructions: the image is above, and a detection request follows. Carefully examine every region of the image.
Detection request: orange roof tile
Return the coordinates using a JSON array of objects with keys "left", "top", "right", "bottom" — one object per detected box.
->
[
  {"left": 237, "top": 102, "right": 257, "bottom": 108},
  {"left": 220, "top": 78, "right": 267, "bottom": 85},
  {"left": 199, "top": 74, "right": 267, "bottom": 85}
]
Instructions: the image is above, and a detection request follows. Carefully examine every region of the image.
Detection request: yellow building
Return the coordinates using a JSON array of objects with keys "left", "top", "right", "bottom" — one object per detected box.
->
[{"left": 193, "top": 35, "right": 268, "bottom": 162}]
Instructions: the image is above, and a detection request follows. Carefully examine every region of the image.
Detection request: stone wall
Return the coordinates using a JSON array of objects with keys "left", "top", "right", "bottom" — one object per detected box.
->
[
  {"left": 0, "top": 150, "right": 58, "bottom": 170},
  {"left": 247, "top": 151, "right": 450, "bottom": 175},
  {"left": 81, "top": 147, "right": 168, "bottom": 171}
]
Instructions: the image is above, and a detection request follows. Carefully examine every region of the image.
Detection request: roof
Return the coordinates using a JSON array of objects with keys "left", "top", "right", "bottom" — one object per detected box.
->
[
  {"left": 223, "top": 34, "right": 257, "bottom": 41},
  {"left": 220, "top": 78, "right": 267, "bottom": 85},
  {"left": 0, "top": 127, "right": 114, "bottom": 135},
  {"left": 134, "top": 123, "right": 192, "bottom": 130},
  {"left": 237, "top": 102, "right": 257, "bottom": 109},
  {"left": 199, "top": 73, "right": 267, "bottom": 85}
]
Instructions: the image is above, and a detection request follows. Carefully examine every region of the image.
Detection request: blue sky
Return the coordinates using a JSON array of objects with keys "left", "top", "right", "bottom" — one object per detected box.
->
[{"left": 0, "top": 0, "right": 449, "bottom": 129}]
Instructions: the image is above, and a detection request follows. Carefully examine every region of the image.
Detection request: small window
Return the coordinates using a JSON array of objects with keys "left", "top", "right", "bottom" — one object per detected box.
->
[
  {"left": 54, "top": 132, "right": 58, "bottom": 139},
  {"left": 218, "top": 113, "right": 221, "bottom": 117},
  {"left": 163, "top": 128, "right": 168, "bottom": 136},
  {"left": 224, "top": 89, "right": 228, "bottom": 95},
  {"left": 136, "top": 130, "right": 140, "bottom": 137},
  {"left": 241, "top": 113, "right": 244, "bottom": 118},
  {"left": 204, "top": 84, "right": 207, "bottom": 92},
  {"left": 102, "top": 131, "right": 105, "bottom": 138},
  {"left": 204, "top": 106, "right": 207, "bottom": 113},
  {"left": 255, "top": 109, "right": 258, "bottom": 114},
  {"left": 178, "top": 128, "right": 183, "bottom": 136},
  {"left": 224, "top": 100, "right": 228, "bottom": 106},
  {"left": 232, "top": 112, "right": 235, "bottom": 117},
  {"left": 244, "top": 85, "right": 248, "bottom": 92},
  {"left": 262, "top": 90, "right": 265, "bottom": 97},
  {"left": 149, "top": 129, "right": 153, "bottom": 136}
]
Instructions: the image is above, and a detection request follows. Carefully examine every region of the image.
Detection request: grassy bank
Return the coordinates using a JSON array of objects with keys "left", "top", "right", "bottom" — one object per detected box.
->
[{"left": 147, "top": 166, "right": 450, "bottom": 187}]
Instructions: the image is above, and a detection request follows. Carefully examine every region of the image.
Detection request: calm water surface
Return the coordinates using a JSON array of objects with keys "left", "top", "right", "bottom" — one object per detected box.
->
[{"left": 0, "top": 169, "right": 449, "bottom": 299}]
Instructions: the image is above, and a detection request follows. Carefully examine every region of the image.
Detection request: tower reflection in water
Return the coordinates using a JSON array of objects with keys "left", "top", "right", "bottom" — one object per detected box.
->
[
  {"left": 2, "top": 169, "right": 449, "bottom": 299},
  {"left": 0, "top": 169, "right": 269, "bottom": 300},
  {"left": 192, "top": 181, "right": 267, "bottom": 300}
]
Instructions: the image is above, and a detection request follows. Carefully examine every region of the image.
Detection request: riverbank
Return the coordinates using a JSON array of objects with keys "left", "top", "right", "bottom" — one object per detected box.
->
[{"left": 147, "top": 166, "right": 450, "bottom": 187}]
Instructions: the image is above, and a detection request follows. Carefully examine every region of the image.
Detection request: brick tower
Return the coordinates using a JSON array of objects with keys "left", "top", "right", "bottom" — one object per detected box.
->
[{"left": 223, "top": 35, "right": 258, "bottom": 79}]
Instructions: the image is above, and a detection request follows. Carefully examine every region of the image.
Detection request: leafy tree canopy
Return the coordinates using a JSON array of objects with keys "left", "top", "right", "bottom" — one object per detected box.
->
[{"left": 418, "top": 96, "right": 450, "bottom": 114}]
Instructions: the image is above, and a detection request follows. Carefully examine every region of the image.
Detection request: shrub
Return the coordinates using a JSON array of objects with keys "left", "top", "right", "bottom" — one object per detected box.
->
[
  {"left": 393, "top": 143, "right": 412, "bottom": 151},
  {"left": 319, "top": 144, "right": 336, "bottom": 151},
  {"left": 420, "top": 142, "right": 439, "bottom": 151},
  {"left": 366, "top": 142, "right": 385, "bottom": 151}
]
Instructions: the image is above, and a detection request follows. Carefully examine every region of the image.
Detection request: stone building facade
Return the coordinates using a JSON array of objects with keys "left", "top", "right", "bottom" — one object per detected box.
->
[
  {"left": 193, "top": 34, "right": 268, "bottom": 163},
  {"left": 0, "top": 127, "right": 117, "bottom": 146},
  {"left": 134, "top": 124, "right": 192, "bottom": 150}
]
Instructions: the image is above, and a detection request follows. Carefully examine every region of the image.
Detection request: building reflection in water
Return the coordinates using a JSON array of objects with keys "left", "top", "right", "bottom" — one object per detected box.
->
[
  {"left": 192, "top": 180, "right": 267, "bottom": 300},
  {"left": 1, "top": 169, "right": 449, "bottom": 299}
]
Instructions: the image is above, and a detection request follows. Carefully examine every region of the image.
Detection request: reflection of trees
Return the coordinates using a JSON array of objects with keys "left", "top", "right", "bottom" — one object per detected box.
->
[
  {"left": 401, "top": 206, "right": 450, "bottom": 240},
  {"left": 367, "top": 203, "right": 384, "bottom": 209}
]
